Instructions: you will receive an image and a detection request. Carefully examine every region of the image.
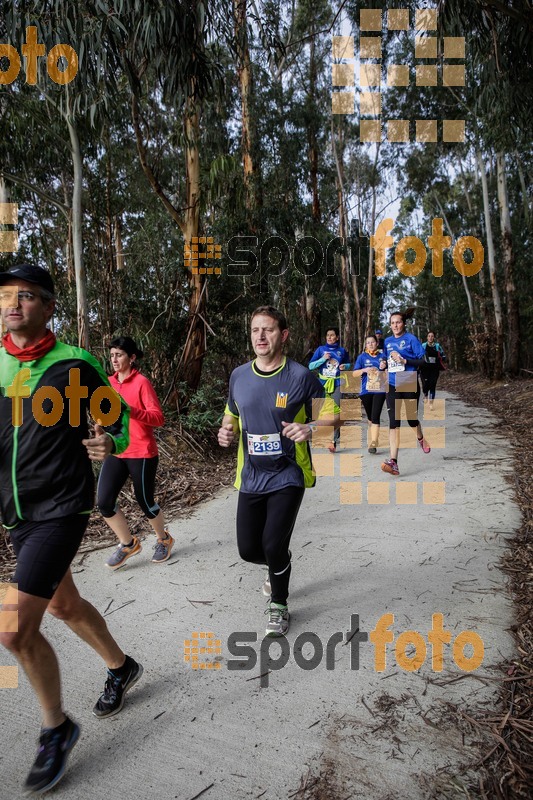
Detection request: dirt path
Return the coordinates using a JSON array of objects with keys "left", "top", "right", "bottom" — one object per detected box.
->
[{"left": 0, "top": 390, "right": 522, "bottom": 799}]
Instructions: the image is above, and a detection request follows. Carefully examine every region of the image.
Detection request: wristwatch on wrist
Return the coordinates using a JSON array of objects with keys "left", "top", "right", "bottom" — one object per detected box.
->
[{"left": 308, "top": 423, "right": 318, "bottom": 433}]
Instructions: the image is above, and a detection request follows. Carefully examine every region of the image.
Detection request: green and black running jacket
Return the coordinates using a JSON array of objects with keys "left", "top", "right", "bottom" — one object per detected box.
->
[{"left": 0, "top": 341, "right": 129, "bottom": 527}]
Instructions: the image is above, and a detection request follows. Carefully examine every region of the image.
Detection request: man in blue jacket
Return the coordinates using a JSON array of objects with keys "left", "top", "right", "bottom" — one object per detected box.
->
[{"left": 309, "top": 328, "right": 350, "bottom": 452}]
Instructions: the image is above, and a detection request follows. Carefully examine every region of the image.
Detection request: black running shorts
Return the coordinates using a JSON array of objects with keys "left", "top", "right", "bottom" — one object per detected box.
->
[{"left": 8, "top": 515, "right": 89, "bottom": 599}]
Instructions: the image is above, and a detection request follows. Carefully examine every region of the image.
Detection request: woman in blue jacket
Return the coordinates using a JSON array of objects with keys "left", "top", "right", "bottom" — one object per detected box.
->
[
  {"left": 381, "top": 311, "right": 430, "bottom": 476},
  {"left": 352, "top": 335, "right": 387, "bottom": 454},
  {"left": 309, "top": 327, "right": 350, "bottom": 452}
]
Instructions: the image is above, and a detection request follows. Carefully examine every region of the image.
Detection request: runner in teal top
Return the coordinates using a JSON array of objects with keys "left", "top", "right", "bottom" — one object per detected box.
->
[{"left": 308, "top": 327, "right": 350, "bottom": 452}]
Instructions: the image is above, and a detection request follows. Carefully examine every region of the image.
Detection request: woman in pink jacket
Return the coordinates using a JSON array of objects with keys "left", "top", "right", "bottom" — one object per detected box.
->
[{"left": 98, "top": 336, "right": 174, "bottom": 569}]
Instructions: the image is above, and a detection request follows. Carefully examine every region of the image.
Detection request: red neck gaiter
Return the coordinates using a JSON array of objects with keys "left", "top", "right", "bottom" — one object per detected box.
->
[{"left": 2, "top": 329, "right": 57, "bottom": 361}]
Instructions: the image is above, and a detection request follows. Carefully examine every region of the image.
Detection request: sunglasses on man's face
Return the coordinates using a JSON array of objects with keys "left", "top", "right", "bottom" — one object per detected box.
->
[{"left": 0, "top": 289, "right": 43, "bottom": 306}]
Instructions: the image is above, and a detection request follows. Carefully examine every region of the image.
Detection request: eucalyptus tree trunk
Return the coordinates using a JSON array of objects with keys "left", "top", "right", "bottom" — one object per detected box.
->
[
  {"left": 234, "top": 0, "right": 260, "bottom": 228},
  {"left": 300, "top": 30, "right": 321, "bottom": 360},
  {"left": 178, "top": 94, "right": 205, "bottom": 396},
  {"left": 307, "top": 35, "right": 321, "bottom": 224},
  {"left": 331, "top": 120, "right": 355, "bottom": 355},
  {"left": 496, "top": 152, "right": 520, "bottom": 375},
  {"left": 432, "top": 193, "right": 475, "bottom": 321},
  {"left": 514, "top": 154, "right": 530, "bottom": 225},
  {"left": 365, "top": 144, "right": 380, "bottom": 339},
  {"left": 131, "top": 85, "right": 205, "bottom": 398},
  {"left": 476, "top": 150, "right": 503, "bottom": 380},
  {"left": 66, "top": 109, "right": 89, "bottom": 349}
]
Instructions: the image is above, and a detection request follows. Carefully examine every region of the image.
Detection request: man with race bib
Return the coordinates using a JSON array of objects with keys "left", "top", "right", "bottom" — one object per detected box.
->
[
  {"left": 218, "top": 306, "right": 334, "bottom": 637},
  {"left": 381, "top": 310, "right": 430, "bottom": 476}
]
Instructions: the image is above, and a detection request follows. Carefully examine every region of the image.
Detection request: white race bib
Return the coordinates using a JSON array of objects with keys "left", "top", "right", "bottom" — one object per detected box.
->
[
  {"left": 387, "top": 355, "right": 405, "bottom": 373},
  {"left": 247, "top": 432, "right": 282, "bottom": 455},
  {"left": 427, "top": 356, "right": 436, "bottom": 364}
]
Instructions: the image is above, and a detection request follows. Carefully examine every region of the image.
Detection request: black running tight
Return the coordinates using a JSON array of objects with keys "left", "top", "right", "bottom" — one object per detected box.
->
[
  {"left": 97, "top": 456, "right": 160, "bottom": 519},
  {"left": 236, "top": 486, "right": 305, "bottom": 605}
]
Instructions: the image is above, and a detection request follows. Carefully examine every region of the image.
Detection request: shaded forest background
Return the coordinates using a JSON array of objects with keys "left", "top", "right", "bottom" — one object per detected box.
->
[{"left": 0, "top": 0, "right": 531, "bottom": 429}]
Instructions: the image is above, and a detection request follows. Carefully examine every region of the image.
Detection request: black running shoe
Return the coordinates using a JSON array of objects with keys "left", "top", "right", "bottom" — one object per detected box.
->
[
  {"left": 92, "top": 656, "right": 143, "bottom": 719},
  {"left": 24, "top": 716, "right": 80, "bottom": 795}
]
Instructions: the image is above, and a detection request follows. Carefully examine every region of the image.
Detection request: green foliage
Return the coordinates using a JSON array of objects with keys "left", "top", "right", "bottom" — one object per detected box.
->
[
  {"left": 1, "top": 0, "right": 531, "bottom": 394},
  {"left": 173, "top": 379, "right": 227, "bottom": 437}
]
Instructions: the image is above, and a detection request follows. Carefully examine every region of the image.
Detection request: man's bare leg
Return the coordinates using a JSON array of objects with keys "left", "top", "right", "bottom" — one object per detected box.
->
[
  {"left": 0, "top": 585, "right": 64, "bottom": 729},
  {"left": 47, "top": 569, "right": 125, "bottom": 669}
]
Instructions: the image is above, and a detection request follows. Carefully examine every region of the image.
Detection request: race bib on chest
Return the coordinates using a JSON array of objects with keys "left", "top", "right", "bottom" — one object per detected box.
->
[
  {"left": 366, "top": 370, "right": 386, "bottom": 392},
  {"left": 427, "top": 356, "right": 436, "bottom": 364},
  {"left": 387, "top": 355, "right": 405, "bottom": 373},
  {"left": 323, "top": 359, "right": 339, "bottom": 377},
  {"left": 247, "top": 432, "right": 282, "bottom": 455}
]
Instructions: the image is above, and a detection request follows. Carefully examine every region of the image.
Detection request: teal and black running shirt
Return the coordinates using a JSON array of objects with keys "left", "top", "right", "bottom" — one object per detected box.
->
[{"left": 225, "top": 357, "right": 325, "bottom": 493}]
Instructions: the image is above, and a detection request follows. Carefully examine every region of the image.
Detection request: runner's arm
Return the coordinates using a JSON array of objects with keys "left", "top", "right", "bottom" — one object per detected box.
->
[
  {"left": 339, "top": 348, "right": 351, "bottom": 370},
  {"left": 129, "top": 378, "right": 165, "bottom": 427},
  {"left": 403, "top": 355, "right": 424, "bottom": 367},
  {"left": 308, "top": 355, "right": 327, "bottom": 370},
  {"left": 282, "top": 374, "right": 335, "bottom": 442},
  {"left": 83, "top": 357, "right": 130, "bottom": 454}
]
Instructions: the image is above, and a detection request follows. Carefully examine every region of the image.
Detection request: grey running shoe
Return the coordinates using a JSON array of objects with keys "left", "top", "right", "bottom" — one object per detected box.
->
[
  {"left": 105, "top": 537, "right": 142, "bottom": 570},
  {"left": 265, "top": 602, "right": 290, "bottom": 637},
  {"left": 368, "top": 441, "right": 377, "bottom": 454},
  {"left": 93, "top": 656, "right": 143, "bottom": 719},
  {"left": 262, "top": 574, "right": 271, "bottom": 597},
  {"left": 24, "top": 716, "right": 80, "bottom": 794},
  {"left": 151, "top": 531, "right": 174, "bottom": 563}
]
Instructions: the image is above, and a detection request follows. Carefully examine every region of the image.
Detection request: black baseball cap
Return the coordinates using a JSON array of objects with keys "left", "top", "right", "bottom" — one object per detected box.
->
[{"left": 0, "top": 263, "right": 55, "bottom": 295}]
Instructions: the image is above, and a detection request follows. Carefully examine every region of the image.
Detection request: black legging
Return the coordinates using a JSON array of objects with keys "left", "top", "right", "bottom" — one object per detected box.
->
[
  {"left": 420, "top": 368, "right": 439, "bottom": 400},
  {"left": 360, "top": 392, "right": 386, "bottom": 424},
  {"left": 386, "top": 384, "right": 421, "bottom": 429},
  {"left": 236, "top": 486, "right": 305, "bottom": 605},
  {"left": 97, "top": 456, "right": 160, "bottom": 519}
]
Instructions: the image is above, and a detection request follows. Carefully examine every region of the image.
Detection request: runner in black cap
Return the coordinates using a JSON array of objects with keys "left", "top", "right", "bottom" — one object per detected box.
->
[{"left": 0, "top": 264, "right": 142, "bottom": 795}]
